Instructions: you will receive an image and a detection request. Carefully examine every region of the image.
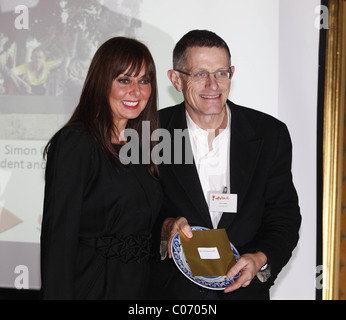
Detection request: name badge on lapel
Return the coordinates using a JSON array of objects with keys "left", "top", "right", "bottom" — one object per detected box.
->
[{"left": 209, "top": 192, "right": 237, "bottom": 213}]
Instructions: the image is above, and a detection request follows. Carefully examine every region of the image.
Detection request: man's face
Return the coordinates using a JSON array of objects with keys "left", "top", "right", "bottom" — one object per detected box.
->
[
  {"left": 179, "top": 46, "right": 233, "bottom": 118},
  {"left": 30, "top": 50, "right": 45, "bottom": 71}
]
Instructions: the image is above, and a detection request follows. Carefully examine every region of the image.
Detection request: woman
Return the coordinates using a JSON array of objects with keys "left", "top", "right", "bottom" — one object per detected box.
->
[{"left": 40, "top": 37, "right": 163, "bottom": 300}]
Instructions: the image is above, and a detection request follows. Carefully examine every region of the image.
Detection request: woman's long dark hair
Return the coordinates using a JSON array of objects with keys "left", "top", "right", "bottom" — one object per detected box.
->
[{"left": 45, "top": 37, "right": 160, "bottom": 178}]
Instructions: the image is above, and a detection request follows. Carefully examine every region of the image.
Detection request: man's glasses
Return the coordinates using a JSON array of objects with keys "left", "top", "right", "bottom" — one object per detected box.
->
[{"left": 174, "top": 68, "right": 232, "bottom": 82}]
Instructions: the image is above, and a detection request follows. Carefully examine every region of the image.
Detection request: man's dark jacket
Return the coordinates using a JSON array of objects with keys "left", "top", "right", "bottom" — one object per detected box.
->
[{"left": 149, "top": 100, "right": 301, "bottom": 300}]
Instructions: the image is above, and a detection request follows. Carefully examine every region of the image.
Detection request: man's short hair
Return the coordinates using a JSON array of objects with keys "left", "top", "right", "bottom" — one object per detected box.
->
[{"left": 173, "top": 29, "right": 231, "bottom": 70}]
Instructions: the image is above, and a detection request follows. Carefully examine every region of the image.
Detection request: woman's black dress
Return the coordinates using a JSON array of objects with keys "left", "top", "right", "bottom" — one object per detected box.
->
[{"left": 40, "top": 124, "right": 163, "bottom": 299}]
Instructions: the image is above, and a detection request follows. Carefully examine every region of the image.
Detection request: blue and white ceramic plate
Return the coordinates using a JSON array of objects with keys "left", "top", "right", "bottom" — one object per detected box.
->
[{"left": 171, "top": 226, "right": 240, "bottom": 290}]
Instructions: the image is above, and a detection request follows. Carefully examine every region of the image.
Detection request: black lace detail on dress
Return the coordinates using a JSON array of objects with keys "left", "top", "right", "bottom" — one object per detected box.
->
[{"left": 82, "top": 234, "right": 152, "bottom": 264}]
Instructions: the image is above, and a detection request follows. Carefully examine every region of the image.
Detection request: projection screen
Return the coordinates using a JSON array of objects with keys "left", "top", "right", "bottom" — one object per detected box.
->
[{"left": 0, "top": 0, "right": 321, "bottom": 299}]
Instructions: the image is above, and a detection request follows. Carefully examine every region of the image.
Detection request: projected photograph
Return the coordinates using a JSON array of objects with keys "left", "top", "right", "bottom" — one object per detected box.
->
[
  {"left": 0, "top": 0, "right": 144, "bottom": 142},
  {"left": 0, "top": 0, "right": 142, "bottom": 98}
]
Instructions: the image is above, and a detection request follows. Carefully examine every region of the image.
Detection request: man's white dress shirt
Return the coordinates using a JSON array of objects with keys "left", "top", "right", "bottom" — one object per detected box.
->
[{"left": 186, "top": 105, "right": 231, "bottom": 229}]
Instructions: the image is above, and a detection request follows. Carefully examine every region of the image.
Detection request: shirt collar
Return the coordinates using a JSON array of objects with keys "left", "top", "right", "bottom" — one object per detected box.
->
[{"left": 186, "top": 103, "right": 231, "bottom": 135}]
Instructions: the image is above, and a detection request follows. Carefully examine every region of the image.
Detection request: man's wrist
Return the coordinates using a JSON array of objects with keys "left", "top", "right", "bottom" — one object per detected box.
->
[
  {"left": 257, "top": 263, "right": 271, "bottom": 282},
  {"left": 253, "top": 251, "right": 271, "bottom": 282}
]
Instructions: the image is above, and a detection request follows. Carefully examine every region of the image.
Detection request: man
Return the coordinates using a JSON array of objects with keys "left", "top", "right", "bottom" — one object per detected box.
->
[
  {"left": 12, "top": 47, "right": 66, "bottom": 95},
  {"left": 150, "top": 30, "right": 301, "bottom": 300}
]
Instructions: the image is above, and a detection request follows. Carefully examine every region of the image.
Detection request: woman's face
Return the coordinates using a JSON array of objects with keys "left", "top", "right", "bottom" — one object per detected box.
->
[{"left": 109, "top": 64, "right": 152, "bottom": 129}]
